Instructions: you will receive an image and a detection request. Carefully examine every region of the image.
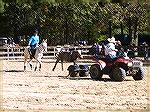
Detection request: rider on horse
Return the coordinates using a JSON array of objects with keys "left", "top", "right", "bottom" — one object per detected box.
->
[{"left": 28, "top": 30, "right": 39, "bottom": 58}]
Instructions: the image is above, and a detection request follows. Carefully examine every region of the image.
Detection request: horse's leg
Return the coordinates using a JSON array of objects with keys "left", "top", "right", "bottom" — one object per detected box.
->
[
  {"left": 28, "top": 59, "right": 33, "bottom": 70},
  {"left": 24, "top": 56, "right": 32, "bottom": 71},
  {"left": 61, "top": 61, "right": 63, "bottom": 71},
  {"left": 73, "top": 60, "right": 76, "bottom": 65},
  {"left": 34, "top": 59, "right": 38, "bottom": 71},
  {"left": 24, "top": 57, "right": 27, "bottom": 71},
  {"left": 52, "top": 59, "right": 59, "bottom": 71},
  {"left": 37, "top": 55, "right": 42, "bottom": 71},
  {"left": 37, "top": 58, "right": 42, "bottom": 71},
  {"left": 35, "top": 58, "right": 41, "bottom": 71},
  {"left": 39, "top": 61, "right": 41, "bottom": 71}
]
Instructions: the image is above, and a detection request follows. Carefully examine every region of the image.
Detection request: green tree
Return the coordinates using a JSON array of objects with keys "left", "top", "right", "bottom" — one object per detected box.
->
[{"left": 0, "top": 0, "right": 4, "bottom": 13}]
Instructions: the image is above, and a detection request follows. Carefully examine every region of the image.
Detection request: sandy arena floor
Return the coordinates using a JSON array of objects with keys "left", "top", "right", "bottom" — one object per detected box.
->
[{"left": 0, "top": 58, "right": 150, "bottom": 111}]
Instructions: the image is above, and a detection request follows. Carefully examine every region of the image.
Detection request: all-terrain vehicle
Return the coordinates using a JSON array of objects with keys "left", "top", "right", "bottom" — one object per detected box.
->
[{"left": 89, "top": 56, "right": 144, "bottom": 81}]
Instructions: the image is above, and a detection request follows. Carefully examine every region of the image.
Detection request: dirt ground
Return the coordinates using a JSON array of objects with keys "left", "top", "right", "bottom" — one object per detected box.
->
[{"left": 0, "top": 58, "right": 150, "bottom": 111}]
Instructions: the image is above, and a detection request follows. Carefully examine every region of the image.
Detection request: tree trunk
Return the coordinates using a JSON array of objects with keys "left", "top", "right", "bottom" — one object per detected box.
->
[
  {"left": 133, "top": 18, "right": 139, "bottom": 46},
  {"left": 128, "top": 16, "right": 133, "bottom": 44},
  {"left": 108, "top": 19, "right": 112, "bottom": 38},
  {"left": 64, "top": 15, "right": 68, "bottom": 44},
  {"left": 120, "top": 22, "right": 124, "bottom": 37}
]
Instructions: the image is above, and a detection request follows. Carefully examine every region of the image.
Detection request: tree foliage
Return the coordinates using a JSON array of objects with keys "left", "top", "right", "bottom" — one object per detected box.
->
[{"left": 0, "top": 0, "right": 149, "bottom": 45}]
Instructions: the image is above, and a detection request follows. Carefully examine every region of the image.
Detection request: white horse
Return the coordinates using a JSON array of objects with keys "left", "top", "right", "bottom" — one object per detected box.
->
[{"left": 24, "top": 39, "right": 47, "bottom": 71}]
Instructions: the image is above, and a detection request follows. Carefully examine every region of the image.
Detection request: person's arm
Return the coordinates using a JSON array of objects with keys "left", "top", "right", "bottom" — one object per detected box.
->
[
  {"left": 28, "top": 36, "right": 33, "bottom": 46},
  {"left": 109, "top": 44, "right": 118, "bottom": 51},
  {"left": 37, "top": 36, "right": 39, "bottom": 44}
]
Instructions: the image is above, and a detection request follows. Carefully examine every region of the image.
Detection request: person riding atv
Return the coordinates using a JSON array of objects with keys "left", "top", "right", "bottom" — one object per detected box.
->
[
  {"left": 103, "top": 37, "right": 127, "bottom": 62},
  {"left": 89, "top": 37, "right": 144, "bottom": 82}
]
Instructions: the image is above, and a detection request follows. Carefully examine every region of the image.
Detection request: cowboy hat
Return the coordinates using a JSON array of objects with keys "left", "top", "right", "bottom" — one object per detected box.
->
[{"left": 107, "top": 37, "right": 116, "bottom": 43}]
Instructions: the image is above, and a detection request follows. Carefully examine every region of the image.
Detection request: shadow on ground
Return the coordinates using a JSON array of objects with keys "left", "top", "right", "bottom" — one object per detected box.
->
[
  {"left": 4, "top": 70, "right": 24, "bottom": 72},
  {"left": 31, "top": 74, "right": 133, "bottom": 82}
]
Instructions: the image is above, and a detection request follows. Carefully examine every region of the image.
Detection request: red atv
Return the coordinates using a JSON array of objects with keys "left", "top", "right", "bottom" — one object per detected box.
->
[{"left": 89, "top": 56, "right": 144, "bottom": 81}]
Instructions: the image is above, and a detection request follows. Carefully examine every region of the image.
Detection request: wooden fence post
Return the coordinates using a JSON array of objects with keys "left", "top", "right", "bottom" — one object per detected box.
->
[
  {"left": 7, "top": 46, "right": 9, "bottom": 60},
  {"left": 54, "top": 47, "right": 55, "bottom": 58}
]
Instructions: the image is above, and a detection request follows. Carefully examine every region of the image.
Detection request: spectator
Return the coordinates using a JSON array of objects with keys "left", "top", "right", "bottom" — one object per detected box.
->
[
  {"left": 90, "top": 43, "right": 102, "bottom": 60},
  {"left": 116, "top": 40, "right": 126, "bottom": 57},
  {"left": 143, "top": 42, "right": 149, "bottom": 61},
  {"left": 127, "top": 43, "right": 136, "bottom": 59}
]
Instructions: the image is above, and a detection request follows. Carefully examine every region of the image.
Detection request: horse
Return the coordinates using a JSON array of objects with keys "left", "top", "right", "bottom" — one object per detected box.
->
[
  {"left": 52, "top": 50, "right": 82, "bottom": 71},
  {"left": 24, "top": 39, "right": 47, "bottom": 71}
]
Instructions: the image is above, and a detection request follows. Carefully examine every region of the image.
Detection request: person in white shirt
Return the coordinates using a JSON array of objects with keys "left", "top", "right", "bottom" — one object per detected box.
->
[{"left": 104, "top": 37, "right": 118, "bottom": 61}]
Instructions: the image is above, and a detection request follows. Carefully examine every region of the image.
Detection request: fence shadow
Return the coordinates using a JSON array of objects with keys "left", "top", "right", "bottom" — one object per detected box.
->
[
  {"left": 4, "top": 70, "right": 24, "bottom": 72},
  {"left": 64, "top": 77, "right": 133, "bottom": 82},
  {"left": 67, "top": 76, "right": 91, "bottom": 80}
]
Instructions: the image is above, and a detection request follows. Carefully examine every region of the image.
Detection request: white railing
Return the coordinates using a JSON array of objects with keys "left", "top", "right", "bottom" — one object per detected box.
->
[{"left": 0, "top": 45, "right": 92, "bottom": 60}]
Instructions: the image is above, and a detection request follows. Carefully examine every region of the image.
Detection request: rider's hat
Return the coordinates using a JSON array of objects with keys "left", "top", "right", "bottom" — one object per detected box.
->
[
  {"left": 33, "top": 30, "right": 38, "bottom": 34},
  {"left": 107, "top": 36, "right": 116, "bottom": 43}
]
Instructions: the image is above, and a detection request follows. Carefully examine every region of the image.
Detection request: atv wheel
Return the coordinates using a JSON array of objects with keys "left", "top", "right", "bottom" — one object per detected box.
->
[
  {"left": 109, "top": 73, "right": 115, "bottom": 80},
  {"left": 132, "top": 67, "right": 144, "bottom": 80},
  {"left": 111, "top": 67, "right": 126, "bottom": 81},
  {"left": 90, "top": 64, "right": 103, "bottom": 80}
]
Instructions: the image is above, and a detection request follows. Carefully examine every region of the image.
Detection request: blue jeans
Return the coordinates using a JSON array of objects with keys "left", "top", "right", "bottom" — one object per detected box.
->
[
  {"left": 29, "top": 44, "right": 37, "bottom": 57},
  {"left": 105, "top": 55, "right": 117, "bottom": 62},
  {"left": 94, "top": 53, "right": 100, "bottom": 60},
  {"left": 144, "top": 51, "right": 148, "bottom": 60}
]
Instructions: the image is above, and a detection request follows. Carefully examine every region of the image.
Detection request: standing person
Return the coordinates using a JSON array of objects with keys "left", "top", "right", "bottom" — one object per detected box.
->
[
  {"left": 127, "top": 43, "right": 135, "bottom": 59},
  {"left": 115, "top": 40, "right": 126, "bottom": 57},
  {"left": 143, "top": 42, "right": 149, "bottom": 61},
  {"left": 95, "top": 43, "right": 102, "bottom": 60},
  {"left": 28, "top": 30, "right": 39, "bottom": 58},
  {"left": 90, "top": 43, "right": 101, "bottom": 60}
]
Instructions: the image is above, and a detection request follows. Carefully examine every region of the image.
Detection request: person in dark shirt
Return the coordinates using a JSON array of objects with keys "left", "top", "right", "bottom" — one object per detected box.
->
[{"left": 143, "top": 42, "right": 149, "bottom": 61}]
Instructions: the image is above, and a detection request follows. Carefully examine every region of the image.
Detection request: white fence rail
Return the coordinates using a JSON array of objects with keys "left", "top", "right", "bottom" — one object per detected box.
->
[{"left": 0, "top": 45, "right": 92, "bottom": 60}]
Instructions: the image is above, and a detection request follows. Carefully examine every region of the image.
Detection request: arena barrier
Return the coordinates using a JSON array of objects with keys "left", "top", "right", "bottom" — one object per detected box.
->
[{"left": 0, "top": 45, "right": 92, "bottom": 60}]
